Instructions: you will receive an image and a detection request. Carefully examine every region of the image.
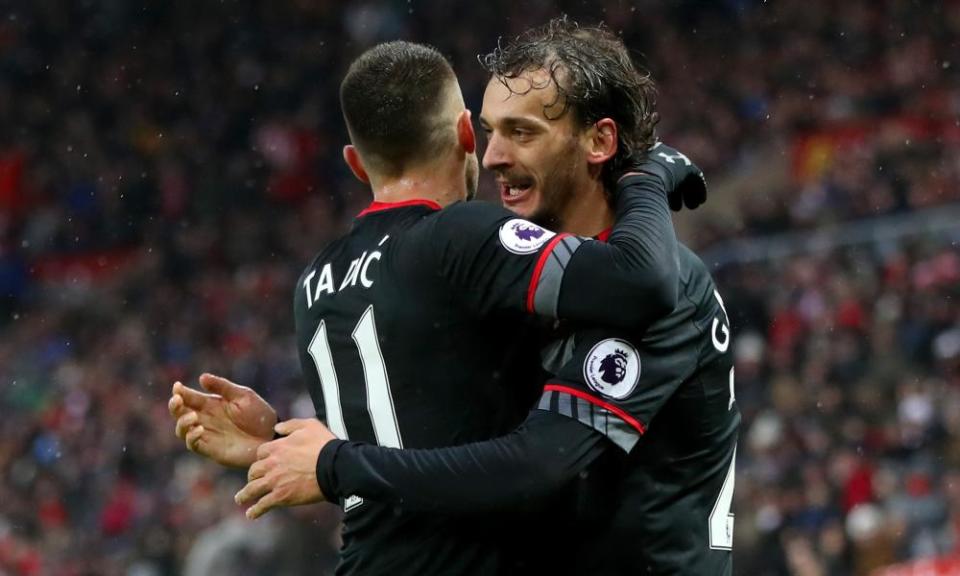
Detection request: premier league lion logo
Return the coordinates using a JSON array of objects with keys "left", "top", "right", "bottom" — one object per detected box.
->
[
  {"left": 598, "top": 349, "right": 629, "bottom": 384},
  {"left": 584, "top": 339, "right": 641, "bottom": 399},
  {"left": 512, "top": 221, "right": 545, "bottom": 242},
  {"left": 498, "top": 218, "right": 556, "bottom": 254}
]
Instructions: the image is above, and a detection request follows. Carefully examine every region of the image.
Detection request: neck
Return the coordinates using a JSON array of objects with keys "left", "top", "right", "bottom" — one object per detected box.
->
[
  {"left": 369, "top": 157, "right": 465, "bottom": 208},
  {"left": 559, "top": 180, "right": 614, "bottom": 237}
]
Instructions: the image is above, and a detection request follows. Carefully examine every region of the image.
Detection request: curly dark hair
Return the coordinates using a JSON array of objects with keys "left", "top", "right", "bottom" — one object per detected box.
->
[{"left": 480, "top": 17, "right": 659, "bottom": 189}]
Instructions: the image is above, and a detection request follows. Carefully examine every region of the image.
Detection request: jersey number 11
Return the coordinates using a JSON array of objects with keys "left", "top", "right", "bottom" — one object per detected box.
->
[{"left": 307, "top": 305, "right": 403, "bottom": 448}]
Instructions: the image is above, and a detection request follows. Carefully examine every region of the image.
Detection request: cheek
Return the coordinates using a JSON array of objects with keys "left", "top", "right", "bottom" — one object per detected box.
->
[{"left": 538, "top": 148, "right": 577, "bottom": 192}]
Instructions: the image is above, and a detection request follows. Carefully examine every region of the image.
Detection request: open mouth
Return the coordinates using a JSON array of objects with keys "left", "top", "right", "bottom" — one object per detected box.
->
[{"left": 498, "top": 180, "right": 534, "bottom": 204}]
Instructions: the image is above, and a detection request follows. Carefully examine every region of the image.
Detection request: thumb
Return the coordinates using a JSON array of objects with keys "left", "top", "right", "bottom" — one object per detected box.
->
[
  {"left": 199, "top": 373, "right": 244, "bottom": 399},
  {"left": 274, "top": 418, "right": 313, "bottom": 436}
]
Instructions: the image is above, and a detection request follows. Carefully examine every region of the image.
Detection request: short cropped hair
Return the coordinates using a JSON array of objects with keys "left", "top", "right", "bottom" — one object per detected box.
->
[
  {"left": 481, "top": 17, "right": 659, "bottom": 188},
  {"left": 340, "top": 41, "right": 457, "bottom": 176}
]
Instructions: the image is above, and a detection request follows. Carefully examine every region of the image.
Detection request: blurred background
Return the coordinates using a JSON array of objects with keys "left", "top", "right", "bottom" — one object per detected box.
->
[{"left": 1, "top": 0, "right": 958, "bottom": 574}]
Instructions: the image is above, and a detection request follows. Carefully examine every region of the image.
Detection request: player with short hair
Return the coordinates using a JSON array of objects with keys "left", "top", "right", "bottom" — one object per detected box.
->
[
  {"left": 171, "top": 37, "right": 704, "bottom": 575},
  {"left": 274, "top": 20, "right": 740, "bottom": 575}
]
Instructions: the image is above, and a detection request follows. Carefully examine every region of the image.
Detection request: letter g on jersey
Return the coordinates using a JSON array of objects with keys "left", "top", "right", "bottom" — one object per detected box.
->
[
  {"left": 583, "top": 338, "right": 641, "bottom": 400},
  {"left": 498, "top": 219, "right": 556, "bottom": 255}
]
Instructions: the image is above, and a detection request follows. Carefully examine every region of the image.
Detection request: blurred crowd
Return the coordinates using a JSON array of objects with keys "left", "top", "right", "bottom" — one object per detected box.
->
[
  {"left": 0, "top": 0, "right": 958, "bottom": 574},
  {"left": 723, "top": 233, "right": 960, "bottom": 575}
]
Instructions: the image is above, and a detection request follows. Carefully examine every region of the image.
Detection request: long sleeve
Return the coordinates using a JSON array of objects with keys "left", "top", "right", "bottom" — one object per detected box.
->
[
  {"left": 396, "top": 173, "right": 679, "bottom": 331},
  {"left": 549, "top": 174, "right": 680, "bottom": 330},
  {"left": 316, "top": 410, "right": 607, "bottom": 514}
]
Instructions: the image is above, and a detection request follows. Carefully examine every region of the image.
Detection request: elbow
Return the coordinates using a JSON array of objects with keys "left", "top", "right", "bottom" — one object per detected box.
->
[
  {"left": 514, "top": 437, "right": 579, "bottom": 498},
  {"left": 522, "top": 456, "right": 574, "bottom": 497}
]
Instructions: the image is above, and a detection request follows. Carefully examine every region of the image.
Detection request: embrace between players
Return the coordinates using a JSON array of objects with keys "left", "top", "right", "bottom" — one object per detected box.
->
[{"left": 168, "top": 18, "right": 739, "bottom": 575}]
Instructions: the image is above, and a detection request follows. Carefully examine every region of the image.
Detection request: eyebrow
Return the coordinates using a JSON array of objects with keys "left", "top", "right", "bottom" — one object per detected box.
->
[{"left": 479, "top": 115, "right": 547, "bottom": 130}]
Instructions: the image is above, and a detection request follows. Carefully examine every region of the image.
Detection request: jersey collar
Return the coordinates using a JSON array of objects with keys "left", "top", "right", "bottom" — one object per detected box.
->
[
  {"left": 596, "top": 227, "right": 612, "bottom": 242},
  {"left": 357, "top": 199, "right": 442, "bottom": 218}
]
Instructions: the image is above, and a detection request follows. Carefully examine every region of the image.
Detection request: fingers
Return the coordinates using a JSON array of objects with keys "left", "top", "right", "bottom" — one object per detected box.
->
[
  {"left": 256, "top": 440, "right": 275, "bottom": 461},
  {"left": 199, "top": 373, "right": 245, "bottom": 400},
  {"left": 248, "top": 459, "right": 268, "bottom": 482},
  {"left": 681, "top": 172, "right": 707, "bottom": 210},
  {"left": 235, "top": 477, "right": 272, "bottom": 507},
  {"left": 273, "top": 418, "right": 312, "bottom": 436},
  {"left": 175, "top": 411, "right": 199, "bottom": 440},
  {"left": 168, "top": 392, "right": 184, "bottom": 418},
  {"left": 246, "top": 491, "right": 281, "bottom": 520},
  {"left": 174, "top": 381, "right": 215, "bottom": 411},
  {"left": 185, "top": 424, "right": 205, "bottom": 452}
]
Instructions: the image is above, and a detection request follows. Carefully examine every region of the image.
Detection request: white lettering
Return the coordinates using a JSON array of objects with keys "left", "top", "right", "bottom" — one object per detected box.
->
[
  {"left": 711, "top": 290, "right": 731, "bottom": 353},
  {"left": 658, "top": 151, "right": 692, "bottom": 166},
  {"left": 310, "top": 247, "right": 383, "bottom": 304},
  {"left": 360, "top": 251, "right": 381, "bottom": 288},
  {"left": 713, "top": 289, "right": 729, "bottom": 318},
  {"left": 339, "top": 253, "right": 365, "bottom": 291},
  {"left": 303, "top": 270, "right": 317, "bottom": 309},
  {"left": 712, "top": 318, "right": 730, "bottom": 353},
  {"left": 728, "top": 367, "right": 736, "bottom": 410},
  {"left": 316, "top": 264, "right": 335, "bottom": 297}
]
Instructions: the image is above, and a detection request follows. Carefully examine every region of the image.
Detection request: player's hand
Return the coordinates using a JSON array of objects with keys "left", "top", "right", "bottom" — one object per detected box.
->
[
  {"left": 617, "top": 141, "right": 707, "bottom": 211},
  {"left": 168, "top": 373, "right": 278, "bottom": 469},
  {"left": 235, "top": 418, "right": 337, "bottom": 519}
]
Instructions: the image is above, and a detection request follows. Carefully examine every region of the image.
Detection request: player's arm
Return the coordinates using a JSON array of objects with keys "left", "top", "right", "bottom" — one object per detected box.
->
[
  {"left": 414, "top": 143, "right": 703, "bottom": 330},
  {"left": 544, "top": 169, "right": 681, "bottom": 329},
  {"left": 316, "top": 409, "right": 608, "bottom": 513},
  {"left": 315, "top": 329, "right": 676, "bottom": 513}
]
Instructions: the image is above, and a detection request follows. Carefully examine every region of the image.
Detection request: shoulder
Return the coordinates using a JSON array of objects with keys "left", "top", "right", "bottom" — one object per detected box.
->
[
  {"left": 673, "top": 244, "right": 729, "bottom": 328},
  {"left": 677, "top": 243, "right": 715, "bottom": 292},
  {"left": 294, "top": 234, "right": 352, "bottom": 301},
  {"left": 436, "top": 201, "right": 565, "bottom": 254},
  {"left": 433, "top": 200, "right": 514, "bottom": 229}
]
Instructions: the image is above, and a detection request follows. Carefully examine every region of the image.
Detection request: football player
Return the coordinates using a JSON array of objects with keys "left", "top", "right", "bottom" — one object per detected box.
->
[
  {"left": 245, "top": 21, "right": 739, "bottom": 575},
  {"left": 172, "top": 35, "right": 704, "bottom": 575}
]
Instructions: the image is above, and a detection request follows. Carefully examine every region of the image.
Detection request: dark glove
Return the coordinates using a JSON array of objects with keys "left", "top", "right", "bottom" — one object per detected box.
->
[{"left": 616, "top": 142, "right": 707, "bottom": 211}]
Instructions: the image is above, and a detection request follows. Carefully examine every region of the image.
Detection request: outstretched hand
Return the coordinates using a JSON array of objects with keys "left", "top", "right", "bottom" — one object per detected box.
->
[{"left": 168, "top": 373, "right": 278, "bottom": 468}]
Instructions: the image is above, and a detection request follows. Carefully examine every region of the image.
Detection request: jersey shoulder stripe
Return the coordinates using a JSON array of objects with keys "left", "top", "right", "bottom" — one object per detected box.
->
[
  {"left": 539, "top": 384, "right": 645, "bottom": 451},
  {"left": 526, "top": 234, "right": 583, "bottom": 314}
]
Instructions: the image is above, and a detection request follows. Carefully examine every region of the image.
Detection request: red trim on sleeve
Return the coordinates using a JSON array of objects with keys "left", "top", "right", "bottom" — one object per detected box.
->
[
  {"left": 357, "top": 199, "right": 442, "bottom": 217},
  {"left": 544, "top": 384, "right": 646, "bottom": 435},
  {"left": 525, "top": 233, "right": 570, "bottom": 313},
  {"left": 595, "top": 228, "right": 612, "bottom": 242}
]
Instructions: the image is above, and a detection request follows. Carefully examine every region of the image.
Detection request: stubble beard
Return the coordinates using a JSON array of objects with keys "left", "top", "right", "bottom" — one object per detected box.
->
[{"left": 527, "top": 151, "right": 581, "bottom": 232}]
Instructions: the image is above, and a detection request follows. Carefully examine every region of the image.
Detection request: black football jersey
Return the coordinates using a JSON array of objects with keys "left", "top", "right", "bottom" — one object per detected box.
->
[
  {"left": 295, "top": 175, "right": 688, "bottom": 575},
  {"left": 294, "top": 190, "right": 679, "bottom": 575},
  {"left": 294, "top": 200, "right": 543, "bottom": 575},
  {"left": 537, "top": 244, "right": 740, "bottom": 575}
]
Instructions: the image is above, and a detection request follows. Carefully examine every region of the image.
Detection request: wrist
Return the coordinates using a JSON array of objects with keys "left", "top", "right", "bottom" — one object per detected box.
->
[
  {"left": 616, "top": 172, "right": 667, "bottom": 200},
  {"left": 316, "top": 439, "right": 348, "bottom": 500}
]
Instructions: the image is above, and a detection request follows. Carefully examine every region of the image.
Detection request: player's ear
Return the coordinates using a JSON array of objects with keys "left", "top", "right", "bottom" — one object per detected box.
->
[
  {"left": 457, "top": 109, "right": 476, "bottom": 155},
  {"left": 585, "top": 118, "right": 618, "bottom": 166},
  {"left": 342, "top": 145, "right": 370, "bottom": 184}
]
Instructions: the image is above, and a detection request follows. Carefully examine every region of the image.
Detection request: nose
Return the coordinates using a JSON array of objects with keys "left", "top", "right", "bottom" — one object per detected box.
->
[{"left": 482, "top": 132, "right": 512, "bottom": 172}]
